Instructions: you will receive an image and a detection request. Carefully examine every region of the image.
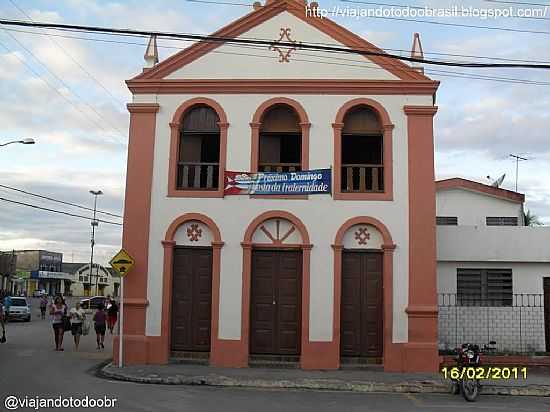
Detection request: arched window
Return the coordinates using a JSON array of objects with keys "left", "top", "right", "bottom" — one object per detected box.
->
[
  {"left": 258, "top": 105, "right": 302, "bottom": 172},
  {"left": 341, "top": 106, "right": 384, "bottom": 193},
  {"left": 177, "top": 105, "right": 221, "bottom": 190}
]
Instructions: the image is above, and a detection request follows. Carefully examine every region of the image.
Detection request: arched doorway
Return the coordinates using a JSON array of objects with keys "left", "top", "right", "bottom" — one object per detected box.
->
[
  {"left": 242, "top": 211, "right": 311, "bottom": 363},
  {"left": 162, "top": 213, "right": 223, "bottom": 360},
  {"left": 334, "top": 217, "right": 395, "bottom": 366}
]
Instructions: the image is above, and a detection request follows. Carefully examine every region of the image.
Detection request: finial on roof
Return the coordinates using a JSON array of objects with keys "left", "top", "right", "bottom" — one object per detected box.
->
[
  {"left": 410, "top": 32, "right": 424, "bottom": 74},
  {"left": 144, "top": 35, "right": 159, "bottom": 70},
  {"left": 253, "top": 1, "right": 262, "bottom": 10}
]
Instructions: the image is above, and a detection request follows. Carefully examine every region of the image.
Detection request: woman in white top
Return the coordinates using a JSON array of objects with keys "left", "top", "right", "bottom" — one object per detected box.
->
[{"left": 69, "top": 302, "right": 86, "bottom": 351}]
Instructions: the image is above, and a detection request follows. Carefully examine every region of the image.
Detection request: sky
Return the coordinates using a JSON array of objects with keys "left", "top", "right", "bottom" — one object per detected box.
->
[{"left": 0, "top": 0, "right": 549, "bottom": 265}]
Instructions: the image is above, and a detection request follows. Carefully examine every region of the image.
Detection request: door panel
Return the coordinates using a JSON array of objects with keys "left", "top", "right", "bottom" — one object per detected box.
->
[
  {"left": 250, "top": 250, "right": 301, "bottom": 355},
  {"left": 341, "top": 251, "right": 383, "bottom": 358},
  {"left": 171, "top": 247, "right": 212, "bottom": 352},
  {"left": 544, "top": 278, "right": 550, "bottom": 352}
]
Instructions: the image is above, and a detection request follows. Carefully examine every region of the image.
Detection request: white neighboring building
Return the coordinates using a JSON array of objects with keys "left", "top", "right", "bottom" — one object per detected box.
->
[
  {"left": 436, "top": 178, "right": 550, "bottom": 353},
  {"left": 63, "top": 263, "right": 121, "bottom": 297}
]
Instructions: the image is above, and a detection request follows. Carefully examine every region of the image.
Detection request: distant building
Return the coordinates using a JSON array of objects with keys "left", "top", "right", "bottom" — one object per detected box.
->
[
  {"left": 0, "top": 251, "right": 17, "bottom": 292},
  {"left": 13, "top": 250, "right": 74, "bottom": 296},
  {"left": 63, "top": 263, "right": 120, "bottom": 297}
]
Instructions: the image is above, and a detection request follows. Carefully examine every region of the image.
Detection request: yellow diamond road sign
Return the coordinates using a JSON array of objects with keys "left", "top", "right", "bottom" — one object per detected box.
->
[{"left": 109, "top": 249, "right": 135, "bottom": 277}]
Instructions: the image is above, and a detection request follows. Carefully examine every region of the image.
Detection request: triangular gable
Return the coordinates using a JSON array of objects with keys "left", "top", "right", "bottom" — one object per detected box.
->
[{"left": 132, "top": 0, "right": 429, "bottom": 81}]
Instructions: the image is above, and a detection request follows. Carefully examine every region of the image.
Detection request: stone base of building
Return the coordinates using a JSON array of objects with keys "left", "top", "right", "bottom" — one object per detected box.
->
[{"left": 113, "top": 336, "right": 440, "bottom": 372}]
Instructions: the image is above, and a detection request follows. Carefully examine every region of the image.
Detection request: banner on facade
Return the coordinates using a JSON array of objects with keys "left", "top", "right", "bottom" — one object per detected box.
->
[{"left": 224, "top": 168, "right": 331, "bottom": 195}]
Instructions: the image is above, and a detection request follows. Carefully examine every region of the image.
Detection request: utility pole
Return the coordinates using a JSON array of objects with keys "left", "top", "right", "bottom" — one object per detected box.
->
[
  {"left": 509, "top": 154, "right": 529, "bottom": 192},
  {"left": 88, "top": 190, "right": 103, "bottom": 296}
]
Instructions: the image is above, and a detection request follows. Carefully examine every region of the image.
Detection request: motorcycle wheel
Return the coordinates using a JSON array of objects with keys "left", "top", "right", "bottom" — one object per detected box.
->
[{"left": 461, "top": 379, "right": 479, "bottom": 402}]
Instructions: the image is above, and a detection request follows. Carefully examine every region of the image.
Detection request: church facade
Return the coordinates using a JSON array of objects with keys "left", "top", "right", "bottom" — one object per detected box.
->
[{"left": 116, "top": 0, "right": 440, "bottom": 372}]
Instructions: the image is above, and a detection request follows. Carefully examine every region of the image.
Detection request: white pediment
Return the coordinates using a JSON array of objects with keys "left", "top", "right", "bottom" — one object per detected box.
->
[{"left": 165, "top": 11, "right": 399, "bottom": 80}]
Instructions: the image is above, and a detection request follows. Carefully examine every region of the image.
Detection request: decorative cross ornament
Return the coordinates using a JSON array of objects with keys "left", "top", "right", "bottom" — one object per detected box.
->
[
  {"left": 186, "top": 224, "right": 203, "bottom": 242},
  {"left": 269, "top": 28, "right": 297, "bottom": 63},
  {"left": 354, "top": 227, "right": 371, "bottom": 245}
]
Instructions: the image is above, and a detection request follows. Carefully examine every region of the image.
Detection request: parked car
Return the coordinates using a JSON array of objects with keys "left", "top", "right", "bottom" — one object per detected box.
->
[
  {"left": 80, "top": 296, "right": 106, "bottom": 310},
  {"left": 7, "top": 297, "right": 31, "bottom": 322},
  {"left": 32, "top": 289, "right": 47, "bottom": 298}
]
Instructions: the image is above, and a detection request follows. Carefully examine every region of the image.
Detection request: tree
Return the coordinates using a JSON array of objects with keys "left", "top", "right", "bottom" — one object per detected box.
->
[{"left": 523, "top": 209, "right": 542, "bottom": 226}]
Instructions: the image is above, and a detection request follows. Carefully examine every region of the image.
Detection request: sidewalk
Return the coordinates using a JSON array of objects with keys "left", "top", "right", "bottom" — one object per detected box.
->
[{"left": 101, "top": 362, "right": 550, "bottom": 396}]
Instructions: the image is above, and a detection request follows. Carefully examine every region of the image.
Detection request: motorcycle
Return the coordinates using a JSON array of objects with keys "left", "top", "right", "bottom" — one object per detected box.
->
[{"left": 451, "top": 343, "right": 482, "bottom": 402}]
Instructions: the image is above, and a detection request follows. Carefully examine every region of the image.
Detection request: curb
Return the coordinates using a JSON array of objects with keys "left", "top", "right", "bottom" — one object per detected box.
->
[{"left": 100, "top": 363, "right": 550, "bottom": 396}]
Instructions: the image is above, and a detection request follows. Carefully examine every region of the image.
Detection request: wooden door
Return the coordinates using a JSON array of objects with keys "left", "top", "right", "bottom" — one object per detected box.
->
[
  {"left": 171, "top": 247, "right": 212, "bottom": 352},
  {"left": 544, "top": 278, "right": 550, "bottom": 352},
  {"left": 250, "top": 250, "right": 302, "bottom": 355},
  {"left": 341, "top": 251, "right": 383, "bottom": 358}
]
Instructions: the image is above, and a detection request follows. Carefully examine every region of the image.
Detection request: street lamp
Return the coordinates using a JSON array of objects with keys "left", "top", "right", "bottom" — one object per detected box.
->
[
  {"left": 88, "top": 190, "right": 103, "bottom": 297},
  {"left": 0, "top": 138, "right": 35, "bottom": 147}
]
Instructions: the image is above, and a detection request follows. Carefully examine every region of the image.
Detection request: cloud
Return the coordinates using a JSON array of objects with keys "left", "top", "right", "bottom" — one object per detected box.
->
[{"left": 0, "top": 173, "right": 124, "bottom": 265}]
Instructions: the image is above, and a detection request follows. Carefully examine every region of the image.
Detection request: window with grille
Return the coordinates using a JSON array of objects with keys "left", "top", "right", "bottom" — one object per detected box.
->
[
  {"left": 486, "top": 217, "right": 518, "bottom": 226},
  {"left": 457, "top": 268, "right": 513, "bottom": 306},
  {"left": 436, "top": 216, "right": 458, "bottom": 225}
]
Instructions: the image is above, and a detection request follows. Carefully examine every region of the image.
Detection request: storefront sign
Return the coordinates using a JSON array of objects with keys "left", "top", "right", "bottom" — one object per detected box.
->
[
  {"left": 224, "top": 169, "right": 331, "bottom": 195},
  {"left": 31, "top": 271, "right": 75, "bottom": 281}
]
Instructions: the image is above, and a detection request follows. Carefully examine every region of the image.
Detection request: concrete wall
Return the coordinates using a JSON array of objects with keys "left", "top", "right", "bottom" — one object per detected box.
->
[
  {"left": 436, "top": 188, "right": 523, "bottom": 226},
  {"left": 438, "top": 305, "right": 546, "bottom": 353},
  {"left": 13, "top": 251, "right": 39, "bottom": 271},
  {"left": 437, "top": 261, "right": 550, "bottom": 353},
  {"left": 437, "top": 226, "right": 550, "bottom": 263}
]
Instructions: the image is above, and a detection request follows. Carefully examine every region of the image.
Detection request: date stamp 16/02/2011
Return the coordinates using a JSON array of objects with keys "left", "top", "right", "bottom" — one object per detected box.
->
[{"left": 441, "top": 367, "right": 528, "bottom": 380}]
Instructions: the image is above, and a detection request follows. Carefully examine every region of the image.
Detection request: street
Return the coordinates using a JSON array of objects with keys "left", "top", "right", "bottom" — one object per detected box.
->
[{"left": 0, "top": 299, "right": 548, "bottom": 411}]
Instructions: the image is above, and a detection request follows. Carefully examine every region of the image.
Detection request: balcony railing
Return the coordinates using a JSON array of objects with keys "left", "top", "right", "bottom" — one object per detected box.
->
[
  {"left": 341, "top": 164, "right": 384, "bottom": 192},
  {"left": 258, "top": 163, "right": 301, "bottom": 173},
  {"left": 177, "top": 162, "right": 219, "bottom": 190}
]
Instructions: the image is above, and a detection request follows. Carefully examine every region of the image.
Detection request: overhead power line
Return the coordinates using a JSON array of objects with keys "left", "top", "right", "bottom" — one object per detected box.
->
[
  {"left": 2, "top": 19, "right": 550, "bottom": 69},
  {"left": 0, "top": 184, "right": 123, "bottom": 218},
  {"left": 6, "top": 25, "right": 550, "bottom": 65},
  {"left": 0, "top": 25, "right": 126, "bottom": 138},
  {"left": 185, "top": 0, "right": 550, "bottom": 23},
  {"left": 484, "top": 0, "right": 550, "bottom": 6},
  {"left": 0, "top": 197, "right": 123, "bottom": 226},
  {"left": 2, "top": 26, "right": 548, "bottom": 87},
  {"left": 0, "top": 40, "right": 124, "bottom": 143},
  {"left": 7, "top": 0, "right": 126, "bottom": 107}
]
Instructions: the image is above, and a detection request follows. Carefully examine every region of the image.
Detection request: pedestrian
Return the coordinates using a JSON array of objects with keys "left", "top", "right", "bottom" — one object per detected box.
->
[
  {"left": 3, "top": 293, "right": 12, "bottom": 322},
  {"left": 50, "top": 296, "right": 67, "bottom": 351},
  {"left": 0, "top": 299, "right": 5, "bottom": 343},
  {"left": 107, "top": 298, "right": 118, "bottom": 334},
  {"left": 39, "top": 295, "right": 48, "bottom": 320},
  {"left": 69, "top": 302, "right": 85, "bottom": 351},
  {"left": 93, "top": 303, "right": 107, "bottom": 350}
]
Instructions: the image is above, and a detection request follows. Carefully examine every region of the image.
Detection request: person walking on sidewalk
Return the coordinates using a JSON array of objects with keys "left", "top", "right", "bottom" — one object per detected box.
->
[
  {"left": 50, "top": 296, "right": 67, "bottom": 351},
  {"left": 69, "top": 302, "right": 85, "bottom": 351},
  {"left": 0, "top": 299, "right": 6, "bottom": 343},
  {"left": 107, "top": 298, "right": 118, "bottom": 334},
  {"left": 39, "top": 295, "right": 48, "bottom": 320},
  {"left": 93, "top": 304, "right": 107, "bottom": 350},
  {"left": 3, "top": 293, "right": 12, "bottom": 322}
]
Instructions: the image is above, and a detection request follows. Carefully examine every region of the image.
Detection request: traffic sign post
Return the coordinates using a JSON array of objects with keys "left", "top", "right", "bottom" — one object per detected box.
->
[{"left": 109, "top": 249, "right": 135, "bottom": 368}]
